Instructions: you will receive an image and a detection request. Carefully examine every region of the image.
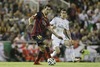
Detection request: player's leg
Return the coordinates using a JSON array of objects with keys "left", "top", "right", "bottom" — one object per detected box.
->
[
  {"left": 51, "top": 40, "right": 61, "bottom": 57},
  {"left": 64, "top": 40, "right": 75, "bottom": 62},
  {"left": 43, "top": 39, "right": 52, "bottom": 58},
  {"left": 51, "top": 46, "right": 60, "bottom": 57},
  {"left": 32, "top": 35, "right": 45, "bottom": 64},
  {"left": 34, "top": 43, "right": 45, "bottom": 64}
]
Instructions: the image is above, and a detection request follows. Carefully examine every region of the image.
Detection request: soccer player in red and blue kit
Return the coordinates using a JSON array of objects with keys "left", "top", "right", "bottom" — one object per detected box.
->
[{"left": 28, "top": 5, "right": 63, "bottom": 65}]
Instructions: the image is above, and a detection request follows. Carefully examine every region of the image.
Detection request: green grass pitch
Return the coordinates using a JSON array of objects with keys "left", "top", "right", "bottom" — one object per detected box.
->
[{"left": 0, "top": 62, "right": 100, "bottom": 67}]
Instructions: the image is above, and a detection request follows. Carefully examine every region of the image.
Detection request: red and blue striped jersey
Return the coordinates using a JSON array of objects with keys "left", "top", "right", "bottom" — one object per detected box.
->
[{"left": 31, "top": 13, "right": 50, "bottom": 36}]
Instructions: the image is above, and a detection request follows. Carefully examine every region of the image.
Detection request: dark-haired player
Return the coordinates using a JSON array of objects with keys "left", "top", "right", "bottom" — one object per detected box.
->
[{"left": 28, "top": 5, "right": 63, "bottom": 65}]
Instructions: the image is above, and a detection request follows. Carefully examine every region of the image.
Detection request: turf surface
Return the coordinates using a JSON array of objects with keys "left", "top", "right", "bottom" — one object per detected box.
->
[{"left": 0, "top": 62, "right": 100, "bottom": 67}]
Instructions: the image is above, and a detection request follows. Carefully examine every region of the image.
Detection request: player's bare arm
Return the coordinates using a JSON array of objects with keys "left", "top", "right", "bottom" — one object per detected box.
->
[
  {"left": 28, "top": 14, "right": 37, "bottom": 25},
  {"left": 64, "top": 29, "right": 72, "bottom": 45},
  {"left": 65, "top": 29, "right": 72, "bottom": 40},
  {"left": 50, "top": 24, "right": 56, "bottom": 29}
]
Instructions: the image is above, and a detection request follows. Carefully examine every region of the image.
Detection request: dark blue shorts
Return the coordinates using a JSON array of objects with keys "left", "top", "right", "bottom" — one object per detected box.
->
[{"left": 32, "top": 35, "right": 45, "bottom": 46}]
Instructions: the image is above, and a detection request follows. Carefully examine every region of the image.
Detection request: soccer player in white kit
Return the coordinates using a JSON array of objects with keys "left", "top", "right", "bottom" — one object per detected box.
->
[{"left": 50, "top": 9, "right": 72, "bottom": 57}]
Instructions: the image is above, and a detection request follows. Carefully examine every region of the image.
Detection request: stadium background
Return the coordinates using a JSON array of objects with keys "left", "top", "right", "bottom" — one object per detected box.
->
[{"left": 0, "top": 0, "right": 100, "bottom": 62}]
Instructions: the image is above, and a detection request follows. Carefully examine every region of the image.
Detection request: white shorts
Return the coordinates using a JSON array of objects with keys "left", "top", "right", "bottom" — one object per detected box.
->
[{"left": 52, "top": 38, "right": 68, "bottom": 50}]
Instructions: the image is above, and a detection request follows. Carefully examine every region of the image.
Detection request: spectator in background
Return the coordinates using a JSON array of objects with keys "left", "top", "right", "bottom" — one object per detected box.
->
[
  {"left": 78, "top": 10, "right": 88, "bottom": 28},
  {"left": 87, "top": 17, "right": 95, "bottom": 32},
  {"left": 25, "top": 24, "right": 33, "bottom": 40},
  {"left": 22, "top": 44, "right": 32, "bottom": 62},
  {"left": 3, "top": 3, "right": 8, "bottom": 14},
  {"left": 5, "top": 22, "right": 11, "bottom": 32},
  {"left": 71, "top": 29, "right": 82, "bottom": 40},
  {"left": 64, "top": 42, "right": 75, "bottom": 62},
  {"left": 19, "top": 22, "right": 26, "bottom": 33},
  {"left": 8, "top": 4, "right": 13, "bottom": 13},
  {"left": 10, "top": 46, "right": 23, "bottom": 61},
  {"left": 28, "top": 43, "right": 39, "bottom": 62},
  {"left": 23, "top": 4, "right": 31, "bottom": 16},
  {"left": 21, "top": 31, "right": 31, "bottom": 41},
  {"left": 87, "top": 31, "right": 100, "bottom": 45},
  {"left": 97, "top": 30, "right": 100, "bottom": 40},
  {"left": 2, "top": 32, "right": 10, "bottom": 41},
  {"left": 13, "top": 0, "right": 18, "bottom": 13},
  {"left": 0, "top": 2, "right": 5, "bottom": 21},
  {"left": 8, "top": 32, "right": 16, "bottom": 42},
  {"left": 67, "top": 3, "right": 77, "bottom": 23},
  {"left": 87, "top": 6, "right": 94, "bottom": 18},
  {"left": 80, "top": 46, "right": 90, "bottom": 61},
  {"left": 79, "top": 36, "right": 92, "bottom": 46},
  {"left": 20, "top": 15, "right": 29, "bottom": 25},
  {"left": 10, "top": 23, "right": 20, "bottom": 34},
  {"left": 14, "top": 33, "right": 24, "bottom": 42},
  {"left": 0, "top": 22, "right": 7, "bottom": 34},
  {"left": 95, "top": 46, "right": 100, "bottom": 55}
]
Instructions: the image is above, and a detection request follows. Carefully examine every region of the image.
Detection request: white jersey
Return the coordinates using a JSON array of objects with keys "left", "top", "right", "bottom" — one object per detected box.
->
[{"left": 50, "top": 17, "right": 69, "bottom": 40}]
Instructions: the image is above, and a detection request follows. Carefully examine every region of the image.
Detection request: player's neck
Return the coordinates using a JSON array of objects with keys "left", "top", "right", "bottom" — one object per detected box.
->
[{"left": 60, "top": 16, "right": 66, "bottom": 20}]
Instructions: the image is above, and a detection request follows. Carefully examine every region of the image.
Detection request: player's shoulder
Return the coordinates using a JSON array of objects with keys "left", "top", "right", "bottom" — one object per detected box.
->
[
  {"left": 63, "top": 19, "right": 69, "bottom": 24},
  {"left": 53, "top": 16, "right": 60, "bottom": 20},
  {"left": 32, "top": 13, "right": 37, "bottom": 17},
  {"left": 65, "top": 19, "right": 70, "bottom": 23}
]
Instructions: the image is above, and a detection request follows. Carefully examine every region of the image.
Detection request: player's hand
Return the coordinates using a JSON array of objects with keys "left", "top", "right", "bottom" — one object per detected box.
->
[{"left": 28, "top": 17, "right": 33, "bottom": 25}]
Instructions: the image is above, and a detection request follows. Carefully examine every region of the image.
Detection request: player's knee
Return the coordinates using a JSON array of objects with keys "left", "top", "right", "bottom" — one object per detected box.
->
[
  {"left": 43, "top": 39, "right": 51, "bottom": 46},
  {"left": 56, "top": 50, "right": 60, "bottom": 54},
  {"left": 55, "top": 47, "right": 60, "bottom": 54},
  {"left": 39, "top": 46, "right": 45, "bottom": 51},
  {"left": 57, "top": 49, "right": 60, "bottom": 54}
]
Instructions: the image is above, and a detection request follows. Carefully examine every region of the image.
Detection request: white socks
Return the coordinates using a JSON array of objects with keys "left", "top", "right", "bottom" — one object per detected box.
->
[{"left": 51, "top": 51, "right": 57, "bottom": 57}]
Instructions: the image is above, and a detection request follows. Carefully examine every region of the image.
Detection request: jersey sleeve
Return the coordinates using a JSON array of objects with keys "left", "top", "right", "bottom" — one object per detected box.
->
[
  {"left": 50, "top": 17, "right": 56, "bottom": 26},
  {"left": 46, "top": 20, "right": 50, "bottom": 26},
  {"left": 43, "top": 17, "right": 50, "bottom": 27}
]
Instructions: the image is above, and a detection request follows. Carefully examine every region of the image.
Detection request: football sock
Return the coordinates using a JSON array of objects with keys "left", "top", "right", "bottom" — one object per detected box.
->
[
  {"left": 43, "top": 51, "right": 47, "bottom": 62},
  {"left": 34, "top": 51, "right": 43, "bottom": 63},
  {"left": 51, "top": 50, "right": 57, "bottom": 57},
  {"left": 45, "top": 47, "right": 51, "bottom": 58}
]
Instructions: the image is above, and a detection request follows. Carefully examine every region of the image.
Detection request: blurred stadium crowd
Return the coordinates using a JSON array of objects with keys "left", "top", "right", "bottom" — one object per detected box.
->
[{"left": 0, "top": 0, "right": 100, "bottom": 62}]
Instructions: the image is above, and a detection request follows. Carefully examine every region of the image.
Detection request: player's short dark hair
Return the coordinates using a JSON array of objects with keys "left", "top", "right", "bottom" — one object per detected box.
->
[
  {"left": 36, "top": 11, "right": 43, "bottom": 19},
  {"left": 39, "top": 4, "right": 52, "bottom": 12}
]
